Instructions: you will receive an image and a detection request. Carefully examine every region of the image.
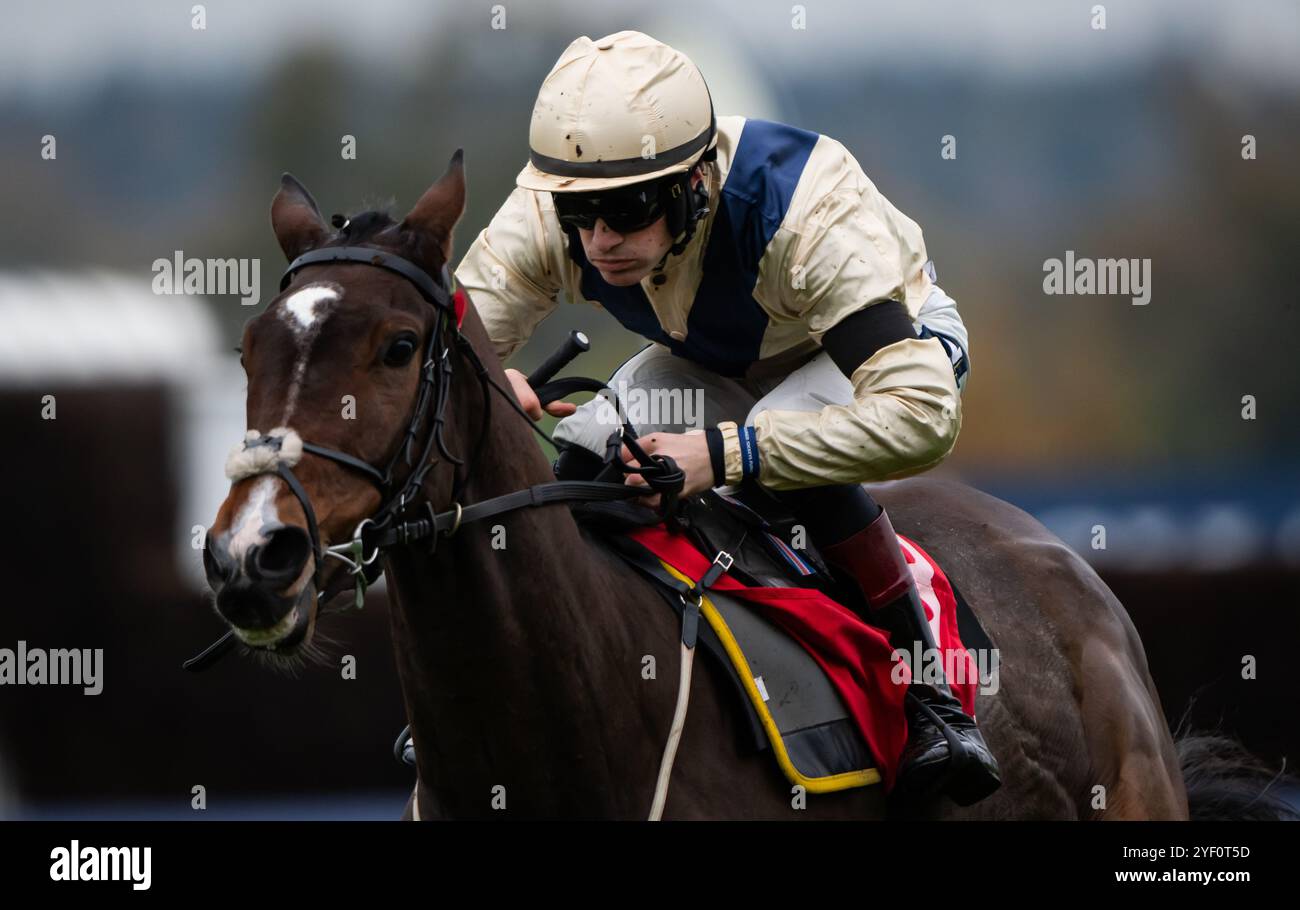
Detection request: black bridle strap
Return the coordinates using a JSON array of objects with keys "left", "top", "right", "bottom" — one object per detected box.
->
[
  {"left": 281, "top": 246, "right": 456, "bottom": 314},
  {"left": 276, "top": 462, "right": 323, "bottom": 568},
  {"left": 301, "top": 442, "right": 388, "bottom": 487},
  {"left": 372, "top": 481, "right": 650, "bottom": 547}
]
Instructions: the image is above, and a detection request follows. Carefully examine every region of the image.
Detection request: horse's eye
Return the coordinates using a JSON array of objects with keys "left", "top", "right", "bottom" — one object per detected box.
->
[{"left": 383, "top": 334, "right": 419, "bottom": 368}]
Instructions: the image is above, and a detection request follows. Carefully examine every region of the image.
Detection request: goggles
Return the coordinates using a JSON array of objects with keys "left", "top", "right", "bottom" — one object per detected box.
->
[{"left": 552, "top": 177, "right": 680, "bottom": 234}]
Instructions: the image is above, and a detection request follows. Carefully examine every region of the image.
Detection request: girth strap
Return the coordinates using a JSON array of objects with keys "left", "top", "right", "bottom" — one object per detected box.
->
[{"left": 603, "top": 530, "right": 747, "bottom": 648}]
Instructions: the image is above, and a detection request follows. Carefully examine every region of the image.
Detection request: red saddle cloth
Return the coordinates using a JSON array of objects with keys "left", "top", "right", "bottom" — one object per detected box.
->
[{"left": 627, "top": 524, "right": 980, "bottom": 792}]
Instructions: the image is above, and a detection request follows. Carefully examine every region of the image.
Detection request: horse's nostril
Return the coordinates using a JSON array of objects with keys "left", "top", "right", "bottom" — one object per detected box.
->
[
  {"left": 203, "top": 531, "right": 234, "bottom": 587},
  {"left": 247, "top": 526, "right": 311, "bottom": 586}
]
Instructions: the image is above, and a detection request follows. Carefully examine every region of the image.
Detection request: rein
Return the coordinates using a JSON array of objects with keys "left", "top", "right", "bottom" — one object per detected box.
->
[{"left": 185, "top": 244, "right": 687, "bottom": 670}]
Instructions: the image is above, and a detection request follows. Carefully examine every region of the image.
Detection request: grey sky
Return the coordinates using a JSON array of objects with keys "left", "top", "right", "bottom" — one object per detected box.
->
[{"left": 4, "top": 0, "right": 1296, "bottom": 100}]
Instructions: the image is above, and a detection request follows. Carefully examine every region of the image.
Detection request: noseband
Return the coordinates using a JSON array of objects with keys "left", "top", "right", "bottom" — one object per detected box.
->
[{"left": 187, "top": 243, "right": 685, "bottom": 670}]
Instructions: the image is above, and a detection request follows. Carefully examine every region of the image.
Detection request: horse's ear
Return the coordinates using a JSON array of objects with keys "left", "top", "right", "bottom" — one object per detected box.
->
[
  {"left": 401, "top": 149, "right": 466, "bottom": 265},
  {"left": 271, "top": 173, "right": 329, "bottom": 261}
]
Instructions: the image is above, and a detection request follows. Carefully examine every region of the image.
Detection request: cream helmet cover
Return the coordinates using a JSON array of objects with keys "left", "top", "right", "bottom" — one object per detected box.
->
[{"left": 516, "top": 30, "right": 718, "bottom": 194}]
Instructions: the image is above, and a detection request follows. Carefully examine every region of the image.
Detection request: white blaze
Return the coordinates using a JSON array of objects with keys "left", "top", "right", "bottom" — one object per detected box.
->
[
  {"left": 283, "top": 284, "right": 337, "bottom": 331},
  {"left": 276, "top": 282, "right": 340, "bottom": 423},
  {"left": 227, "top": 475, "right": 280, "bottom": 560}
]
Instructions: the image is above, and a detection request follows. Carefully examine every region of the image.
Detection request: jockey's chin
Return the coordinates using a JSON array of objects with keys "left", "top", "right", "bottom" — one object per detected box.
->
[
  {"left": 593, "top": 261, "right": 653, "bottom": 286},
  {"left": 577, "top": 217, "right": 674, "bottom": 287}
]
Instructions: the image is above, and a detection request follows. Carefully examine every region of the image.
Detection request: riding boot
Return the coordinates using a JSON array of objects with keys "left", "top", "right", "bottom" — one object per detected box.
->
[{"left": 820, "top": 507, "right": 1002, "bottom": 806}]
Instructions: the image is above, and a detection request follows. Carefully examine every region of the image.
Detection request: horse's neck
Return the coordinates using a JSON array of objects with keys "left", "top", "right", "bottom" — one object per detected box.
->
[{"left": 383, "top": 349, "right": 655, "bottom": 815}]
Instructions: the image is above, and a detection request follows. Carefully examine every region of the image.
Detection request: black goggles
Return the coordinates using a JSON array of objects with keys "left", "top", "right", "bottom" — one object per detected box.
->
[{"left": 552, "top": 178, "right": 674, "bottom": 234}]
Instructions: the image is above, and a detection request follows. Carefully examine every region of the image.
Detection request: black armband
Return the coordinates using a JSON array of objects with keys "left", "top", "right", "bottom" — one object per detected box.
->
[
  {"left": 821, "top": 300, "right": 916, "bottom": 378},
  {"left": 704, "top": 427, "right": 727, "bottom": 487}
]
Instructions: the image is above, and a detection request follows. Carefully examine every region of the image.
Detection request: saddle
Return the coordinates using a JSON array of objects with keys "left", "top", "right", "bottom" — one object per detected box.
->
[{"left": 563, "top": 441, "right": 994, "bottom": 794}]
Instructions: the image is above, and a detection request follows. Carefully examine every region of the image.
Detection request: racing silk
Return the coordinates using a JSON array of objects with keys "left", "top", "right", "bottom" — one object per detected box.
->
[{"left": 456, "top": 115, "right": 967, "bottom": 490}]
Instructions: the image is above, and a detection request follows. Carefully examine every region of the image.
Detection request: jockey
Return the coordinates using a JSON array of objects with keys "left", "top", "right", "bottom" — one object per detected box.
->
[{"left": 455, "top": 30, "right": 1000, "bottom": 805}]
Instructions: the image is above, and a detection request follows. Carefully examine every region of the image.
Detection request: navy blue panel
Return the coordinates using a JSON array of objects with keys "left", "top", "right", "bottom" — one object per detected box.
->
[
  {"left": 712, "top": 119, "right": 819, "bottom": 282},
  {"left": 688, "top": 119, "right": 818, "bottom": 377},
  {"left": 564, "top": 118, "right": 819, "bottom": 378}
]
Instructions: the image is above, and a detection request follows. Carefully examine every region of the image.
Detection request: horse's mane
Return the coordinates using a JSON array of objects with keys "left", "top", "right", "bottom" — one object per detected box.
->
[
  {"left": 325, "top": 207, "right": 445, "bottom": 268},
  {"left": 332, "top": 209, "right": 396, "bottom": 242}
]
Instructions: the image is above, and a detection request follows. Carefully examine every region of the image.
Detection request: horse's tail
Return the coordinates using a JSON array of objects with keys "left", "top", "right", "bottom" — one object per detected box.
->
[{"left": 1174, "top": 727, "right": 1298, "bottom": 821}]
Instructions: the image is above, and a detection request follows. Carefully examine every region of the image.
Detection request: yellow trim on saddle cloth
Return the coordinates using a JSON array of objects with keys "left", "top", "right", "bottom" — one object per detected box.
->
[{"left": 658, "top": 561, "right": 881, "bottom": 793}]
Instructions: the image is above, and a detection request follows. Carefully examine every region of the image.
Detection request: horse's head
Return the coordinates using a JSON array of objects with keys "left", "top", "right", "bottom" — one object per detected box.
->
[{"left": 203, "top": 153, "right": 466, "bottom": 659}]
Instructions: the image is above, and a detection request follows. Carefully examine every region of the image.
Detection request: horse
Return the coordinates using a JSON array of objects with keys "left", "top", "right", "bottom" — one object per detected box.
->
[{"left": 201, "top": 152, "right": 1289, "bottom": 820}]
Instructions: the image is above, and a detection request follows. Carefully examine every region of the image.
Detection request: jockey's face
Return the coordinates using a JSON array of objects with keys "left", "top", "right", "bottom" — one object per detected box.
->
[
  {"left": 576, "top": 215, "right": 673, "bottom": 286},
  {"left": 574, "top": 167, "right": 703, "bottom": 287}
]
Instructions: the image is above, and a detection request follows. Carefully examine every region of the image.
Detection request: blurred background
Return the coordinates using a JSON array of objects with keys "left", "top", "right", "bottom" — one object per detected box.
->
[{"left": 0, "top": 0, "right": 1296, "bottom": 818}]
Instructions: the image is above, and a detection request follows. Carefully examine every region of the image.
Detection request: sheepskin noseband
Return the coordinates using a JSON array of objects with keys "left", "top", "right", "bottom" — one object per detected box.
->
[{"left": 225, "top": 427, "right": 305, "bottom": 482}]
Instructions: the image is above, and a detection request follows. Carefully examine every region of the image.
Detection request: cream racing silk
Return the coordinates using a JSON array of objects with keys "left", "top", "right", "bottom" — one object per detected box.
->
[{"left": 456, "top": 115, "right": 965, "bottom": 489}]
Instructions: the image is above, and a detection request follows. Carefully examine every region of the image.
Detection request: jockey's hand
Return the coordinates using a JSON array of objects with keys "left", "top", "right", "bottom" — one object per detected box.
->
[
  {"left": 505, "top": 367, "right": 577, "bottom": 420},
  {"left": 620, "top": 430, "right": 714, "bottom": 510}
]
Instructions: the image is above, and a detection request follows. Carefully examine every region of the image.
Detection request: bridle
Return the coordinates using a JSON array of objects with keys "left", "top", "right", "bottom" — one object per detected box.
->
[
  {"left": 267, "top": 245, "right": 481, "bottom": 606},
  {"left": 185, "top": 242, "right": 686, "bottom": 671}
]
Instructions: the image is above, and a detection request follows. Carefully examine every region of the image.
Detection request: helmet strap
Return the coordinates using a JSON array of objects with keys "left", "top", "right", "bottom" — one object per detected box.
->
[{"left": 664, "top": 162, "right": 713, "bottom": 258}]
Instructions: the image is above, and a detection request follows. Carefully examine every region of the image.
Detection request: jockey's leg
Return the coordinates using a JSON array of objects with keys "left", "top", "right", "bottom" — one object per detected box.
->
[
  {"left": 744, "top": 351, "right": 999, "bottom": 805},
  {"left": 767, "top": 483, "right": 1002, "bottom": 805},
  {"left": 832, "top": 496, "right": 1000, "bottom": 805}
]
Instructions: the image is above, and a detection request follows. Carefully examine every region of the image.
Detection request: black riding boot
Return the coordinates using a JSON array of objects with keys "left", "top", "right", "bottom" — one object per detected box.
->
[
  {"left": 818, "top": 505, "right": 1002, "bottom": 806},
  {"left": 874, "top": 582, "right": 1002, "bottom": 805}
]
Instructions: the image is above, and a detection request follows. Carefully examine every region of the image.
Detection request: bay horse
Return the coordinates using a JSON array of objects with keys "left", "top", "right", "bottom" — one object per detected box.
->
[{"left": 201, "top": 152, "right": 1287, "bottom": 820}]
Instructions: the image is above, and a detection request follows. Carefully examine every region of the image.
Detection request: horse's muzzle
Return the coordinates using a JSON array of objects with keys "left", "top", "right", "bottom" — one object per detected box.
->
[{"left": 204, "top": 525, "right": 315, "bottom": 648}]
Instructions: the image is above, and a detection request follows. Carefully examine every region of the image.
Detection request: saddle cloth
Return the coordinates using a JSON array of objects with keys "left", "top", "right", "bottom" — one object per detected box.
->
[{"left": 576, "top": 489, "right": 991, "bottom": 794}]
